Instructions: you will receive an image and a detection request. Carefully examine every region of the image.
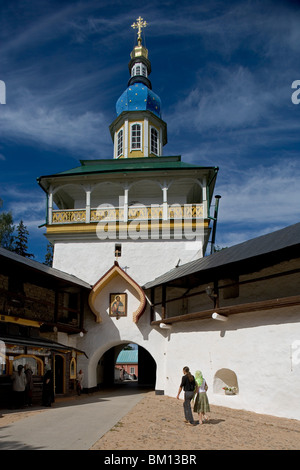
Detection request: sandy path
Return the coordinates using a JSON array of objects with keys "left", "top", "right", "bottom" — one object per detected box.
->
[
  {"left": 90, "top": 391, "right": 300, "bottom": 450},
  {"left": 1, "top": 391, "right": 300, "bottom": 450}
]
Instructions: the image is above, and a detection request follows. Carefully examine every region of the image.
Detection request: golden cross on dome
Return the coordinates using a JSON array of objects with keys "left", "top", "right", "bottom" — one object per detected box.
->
[{"left": 131, "top": 16, "right": 147, "bottom": 45}]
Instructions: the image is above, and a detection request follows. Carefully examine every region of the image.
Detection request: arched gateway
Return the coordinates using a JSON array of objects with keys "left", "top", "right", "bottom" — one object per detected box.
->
[
  {"left": 93, "top": 343, "right": 156, "bottom": 389},
  {"left": 76, "top": 262, "right": 164, "bottom": 393}
]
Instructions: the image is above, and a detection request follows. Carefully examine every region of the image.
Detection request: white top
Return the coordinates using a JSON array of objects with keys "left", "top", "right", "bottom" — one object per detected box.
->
[{"left": 198, "top": 379, "right": 207, "bottom": 393}]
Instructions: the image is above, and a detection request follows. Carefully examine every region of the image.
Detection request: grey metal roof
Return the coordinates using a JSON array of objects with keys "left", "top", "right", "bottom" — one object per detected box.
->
[
  {"left": 0, "top": 247, "right": 91, "bottom": 289},
  {"left": 143, "top": 222, "right": 300, "bottom": 289}
]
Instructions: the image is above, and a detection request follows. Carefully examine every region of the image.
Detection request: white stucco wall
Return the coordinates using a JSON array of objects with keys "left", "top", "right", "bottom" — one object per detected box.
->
[
  {"left": 161, "top": 306, "right": 300, "bottom": 421},
  {"left": 53, "top": 238, "right": 203, "bottom": 286},
  {"left": 75, "top": 300, "right": 300, "bottom": 421}
]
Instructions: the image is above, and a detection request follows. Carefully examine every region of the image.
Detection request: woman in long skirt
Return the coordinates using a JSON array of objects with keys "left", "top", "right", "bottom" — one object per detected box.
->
[{"left": 193, "top": 370, "right": 210, "bottom": 424}]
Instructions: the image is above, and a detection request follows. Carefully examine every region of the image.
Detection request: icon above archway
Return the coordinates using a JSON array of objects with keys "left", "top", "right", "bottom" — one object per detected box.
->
[
  {"left": 89, "top": 262, "right": 146, "bottom": 323},
  {"left": 110, "top": 293, "right": 127, "bottom": 318}
]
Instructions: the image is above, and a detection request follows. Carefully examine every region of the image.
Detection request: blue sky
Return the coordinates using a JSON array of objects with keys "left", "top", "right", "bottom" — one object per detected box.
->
[{"left": 0, "top": 0, "right": 300, "bottom": 263}]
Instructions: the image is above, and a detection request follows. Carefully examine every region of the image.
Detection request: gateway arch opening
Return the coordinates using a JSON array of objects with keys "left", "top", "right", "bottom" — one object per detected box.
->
[{"left": 97, "top": 344, "right": 156, "bottom": 389}]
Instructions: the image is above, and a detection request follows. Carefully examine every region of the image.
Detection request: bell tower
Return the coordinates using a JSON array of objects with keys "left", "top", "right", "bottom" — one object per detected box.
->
[
  {"left": 38, "top": 16, "right": 219, "bottom": 287},
  {"left": 109, "top": 17, "right": 167, "bottom": 159}
]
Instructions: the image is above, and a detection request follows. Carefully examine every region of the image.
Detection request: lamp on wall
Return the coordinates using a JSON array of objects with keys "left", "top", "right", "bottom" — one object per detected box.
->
[
  {"left": 205, "top": 286, "right": 217, "bottom": 299},
  {"left": 212, "top": 312, "right": 228, "bottom": 322}
]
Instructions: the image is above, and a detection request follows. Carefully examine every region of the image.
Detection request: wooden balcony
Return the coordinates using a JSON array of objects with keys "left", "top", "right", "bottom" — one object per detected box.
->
[{"left": 50, "top": 204, "right": 204, "bottom": 225}]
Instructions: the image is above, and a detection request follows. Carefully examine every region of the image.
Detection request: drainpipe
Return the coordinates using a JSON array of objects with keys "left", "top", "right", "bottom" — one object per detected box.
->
[{"left": 210, "top": 195, "right": 221, "bottom": 254}]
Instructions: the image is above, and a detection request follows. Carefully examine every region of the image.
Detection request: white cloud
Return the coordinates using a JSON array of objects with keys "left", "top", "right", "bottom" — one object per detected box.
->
[
  {"left": 0, "top": 92, "right": 111, "bottom": 157},
  {"left": 167, "top": 64, "right": 287, "bottom": 136},
  {"left": 215, "top": 160, "right": 300, "bottom": 228}
]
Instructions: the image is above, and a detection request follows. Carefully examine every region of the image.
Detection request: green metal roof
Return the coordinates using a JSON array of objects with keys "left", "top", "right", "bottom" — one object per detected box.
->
[
  {"left": 116, "top": 349, "right": 138, "bottom": 364},
  {"left": 37, "top": 156, "right": 218, "bottom": 180}
]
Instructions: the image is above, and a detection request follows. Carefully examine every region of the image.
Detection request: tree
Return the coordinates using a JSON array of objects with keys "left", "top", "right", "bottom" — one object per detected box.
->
[
  {"left": 0, "top": 211, "right": 15, "bottom": 250},
  {"left": 14, "top": 220, "right": 34, "bottom": 258},
  {"left": 44, "top": 242, "right": 53, "bottom": 266}
]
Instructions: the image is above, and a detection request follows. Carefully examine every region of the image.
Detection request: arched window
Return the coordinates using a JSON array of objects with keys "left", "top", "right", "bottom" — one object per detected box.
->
[
  {"left": 150, "top": 127, "right": 159, "bottom": 155},
  {"left": 117, "top": 129, "right": 123, "bottom": 157},
  {"left": 131, "top": 123, "right": 142, "bottom": 150},
  {"left": 13, "top": 356, "right": 43, "bottom": 376},
  {"left": 213, "top": 368, "right": 239, "bottom": 395},
  {"left": 70, "top": 357, "right": 76, "bottom": 379}
]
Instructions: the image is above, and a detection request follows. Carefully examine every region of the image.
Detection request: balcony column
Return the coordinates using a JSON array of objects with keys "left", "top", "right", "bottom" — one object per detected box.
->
[
  {"left": 123, "top": 187, "right": 129, "bottom": 222},
  {"left": 48, "top": 187, "right": 53, "bottom": 225},
  {"left": 162, "top": 186, "right": 168, "bottom": 220},
  {"left": 202, "top": 181, "right": 208, "bottom": 218},
  {"left": 85, "top": 187, "right": 91, "bottom": 223},
  {"left": 144, "top": 117, "right": 149, "bottom": 157},
  {"left": 124, "top": 120, "right": 129, "bottom": 158}
]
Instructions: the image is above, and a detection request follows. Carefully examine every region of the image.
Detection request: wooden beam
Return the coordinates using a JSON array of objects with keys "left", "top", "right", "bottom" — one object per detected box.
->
[
  {"left": 0, "top": 314, "right": 43, "bottom": 328},
  {"left": 151, "top": 295, "right": 300, "bottom": 326},
  {"left": 161, "top": 284, "right": 166, "bottom": 320}
]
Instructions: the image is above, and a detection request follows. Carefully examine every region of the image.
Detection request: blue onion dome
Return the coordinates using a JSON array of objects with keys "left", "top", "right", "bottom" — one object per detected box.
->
[{"left": 116, "top": 82, "right": 162, "bottom": 118}]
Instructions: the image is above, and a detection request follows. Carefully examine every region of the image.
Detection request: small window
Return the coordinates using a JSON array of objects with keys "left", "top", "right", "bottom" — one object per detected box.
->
[
  {"left": 150, "top": 127, "right": 158, "bottom": 155},
  {"left": 132, "top": 63, "right": 147, "bottom": 78},
  {"left": 115, "top": 244, "right": 122, "bottom": 257},
  {"left": 131, "top": 123, "right": 141, "bottom": 150},
  {"left": 117, "top": 129, "right": 123, "bottom": 157}
]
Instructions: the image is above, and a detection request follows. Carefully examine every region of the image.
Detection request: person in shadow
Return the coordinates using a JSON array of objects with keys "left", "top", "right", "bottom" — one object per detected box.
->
[
  {"left": 24, "top": 364, "right": 33, "bottom": 406},
  {"left": 42, "top": 369, "right": 54, "bottom": 407},
  {"left": 11, "top": 365, "right": 27, "bottom": 409}
]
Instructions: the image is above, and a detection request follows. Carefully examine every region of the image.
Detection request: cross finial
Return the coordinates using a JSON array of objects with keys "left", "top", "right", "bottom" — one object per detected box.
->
[{"left": 131, "top": 16, "right": 147, "bottom": 46}]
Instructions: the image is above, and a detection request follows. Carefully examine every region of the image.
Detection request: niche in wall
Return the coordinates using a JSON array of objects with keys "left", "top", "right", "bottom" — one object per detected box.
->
[{"left": 213, "top": 368, "right": 239, "bottom": 394}]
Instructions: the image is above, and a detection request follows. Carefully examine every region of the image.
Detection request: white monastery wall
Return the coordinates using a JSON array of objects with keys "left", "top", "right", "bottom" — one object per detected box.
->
[
  {"left": 161, "top": 306, "right": 300, "bottom": 420},
  {"left": 75, "top": 301, "right": 300, "bottom": 420},
  {"left": 53, "top": 239, "right": 203, "bottom": 286}
]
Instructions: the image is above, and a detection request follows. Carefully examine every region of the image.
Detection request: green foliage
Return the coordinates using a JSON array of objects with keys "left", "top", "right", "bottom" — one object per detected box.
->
[
  {"left": 44, "top": 243, "right": 53, "bottom": 266},
  {"left": 14, "top": 220, "right": 34, "bottom": 259},
  {"left": 0, "top": 211, "right": 15, "bottom": 250},
  {"left": 0, "top": 210, "right": 35, "bottom": 259}
]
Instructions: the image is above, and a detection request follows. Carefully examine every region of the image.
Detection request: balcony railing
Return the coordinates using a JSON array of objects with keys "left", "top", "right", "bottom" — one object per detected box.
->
[
  {"left": 50, "top": 204, "right": 204, "bottom": 224},
  {"left": 52, "top": 209, "right": 86, "bottom": 224}
]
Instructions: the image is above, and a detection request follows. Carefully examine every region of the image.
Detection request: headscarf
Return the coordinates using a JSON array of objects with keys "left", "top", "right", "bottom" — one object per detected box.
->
[{"left": 195, "top": 370, "right": 203, "bottom": 386}]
